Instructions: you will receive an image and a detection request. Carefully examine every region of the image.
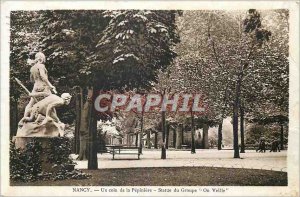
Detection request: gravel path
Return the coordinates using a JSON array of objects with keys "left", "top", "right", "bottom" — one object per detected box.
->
[{"left": 72, "top": 149, "right": 287, "bottom": 172}]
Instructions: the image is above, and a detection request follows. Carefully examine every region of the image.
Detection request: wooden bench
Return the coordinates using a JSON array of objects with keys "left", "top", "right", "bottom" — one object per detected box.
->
[
  {"left": 181, "top": 144, "right": 190, "bottom": 149},
  {"left": 107, "top": 145, "right": 141, "bottom": 160},
  {"left": 243, "top": 144, "right": 257, "bottom": 150},
  {"left": 243, "top": 144, "right": 271, "bottom": 150}
]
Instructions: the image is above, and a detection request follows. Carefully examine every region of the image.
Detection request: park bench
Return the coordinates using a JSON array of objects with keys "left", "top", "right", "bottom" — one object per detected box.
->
[
  {"left": 181, "top": 144, "right": 190, "bottom": 149},
  {"left": 243, "top": 144, "right": 257, "bottom": 150},
  {"left": 106, "top": 145, "right": 141, "bottom": 160},
  {"left": 243, "top": 143, "right": 274, "bottom": 150}
]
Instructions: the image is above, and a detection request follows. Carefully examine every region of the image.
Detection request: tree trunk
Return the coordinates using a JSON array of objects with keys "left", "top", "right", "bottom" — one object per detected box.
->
[
  {"left": 280, "top": 124, "right": 284, "bottom": 150},
  {"left": 147, "top": 131, "right": 151, "bottom": 149},
  {"left": 129, "top": 134, "right": 133, "bottom": 146},
  {"left": 202, "top": 124, "right": 209, "bottom": 149},
  {"left": 88, "top": 88, "right": 98, "bottom": 170},
  {"left": 166, "top": 124, "right": 170, "bottom": 149},
  {"left": 154, "top": 132, "right": 158, "bottom": 149},
  {"left": 176, "top": 124, "right": 183, "bottom": 149},
  {"left": 173, "top": 127, "right": 177, "bottom": 148},
  {"left": 98, "top": 132, "right": 106, "bottom": 153},
  {"left": 135, "top": 133, "right": 138, "bottom": 147},
  {"left": 181, "top": 125, "right": 184, "bottom": 145},
  {"left": 78, "top": 136, "right": 88, "bottom": 160},
  {"left": 10, "top": 98, "right": 18, "bottom": 138},
  {"left": 233, "top": 105, "right": 240, "bottom": 158},
  {"left": 240, "top": 106, "right": 245, "bottom": 153},
  {"left": 139, "top": 112, "right": 144, "bottom": 154},
  {"left": 138, "top": 131, "right": 143, "bottom": 153},
  {"left": 233, "top": 69, "right": 243, "bottom": 158},
  {"left": 78, "top": 87, "right": 92, "bottom": 161},
  {"left": 217, "top": 122, "right": 223, "bottom": 150},
  {"left": 126, "top": 134, "right": 129, "bottom": 146},
  {"left": 191, "top": 111, "right": 196, "bottom": 153},
  {"left": 88, "top": 110, "right": 98, "bottom": 169},
  {"left": 74, "top": 87, "right": 82, "bottom": 154},
  {"left": 161, "top": 111, "right": 166, "bottom": 159}
]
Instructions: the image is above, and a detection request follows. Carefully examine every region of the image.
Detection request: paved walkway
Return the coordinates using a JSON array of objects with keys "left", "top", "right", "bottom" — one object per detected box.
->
[{"left": 71, "top": 149, "right": 287, "bottom": 172}]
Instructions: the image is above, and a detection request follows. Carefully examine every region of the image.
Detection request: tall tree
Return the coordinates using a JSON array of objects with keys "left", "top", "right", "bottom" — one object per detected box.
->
[
  {"left": 174, "top": 10, "right": 282, "bottom": 158},
  {"left": 174, "top": 11, "right": 236, "bottom": 151},
  {"left": 37, "top": 10, "right": 180, "bottom": 167}
]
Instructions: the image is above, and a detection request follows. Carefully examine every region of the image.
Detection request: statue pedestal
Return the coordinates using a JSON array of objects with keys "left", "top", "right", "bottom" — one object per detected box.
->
[
  {"left": 13, "top": 136, "right": 51, "bottom": 149},
  {"left": 13, "top": 136, "right": 71, "bottom": 173},
  {"left": 16, "top": 120, "right": 65, "bottom": 137}
]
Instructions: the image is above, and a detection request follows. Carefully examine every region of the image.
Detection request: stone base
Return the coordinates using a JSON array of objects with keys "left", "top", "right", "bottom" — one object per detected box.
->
[
  {"left": 16, "top": 120, "right": 65, "bottom": 137},
  {"left": 13, "top": 136, "right": 66, "bottom": 172},
  {"left": 13, "top": 136, "right": 53, "bottom": 149}
]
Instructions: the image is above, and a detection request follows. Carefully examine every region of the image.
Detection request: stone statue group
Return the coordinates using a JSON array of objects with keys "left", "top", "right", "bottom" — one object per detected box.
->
[{"left": 15, "top": 50, "right": 72, "bottom": 137}]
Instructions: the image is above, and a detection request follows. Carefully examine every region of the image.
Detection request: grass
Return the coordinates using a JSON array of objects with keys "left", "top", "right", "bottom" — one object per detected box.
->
[{"left": 11, "top": 167, "right": 287, "bottom": 186}]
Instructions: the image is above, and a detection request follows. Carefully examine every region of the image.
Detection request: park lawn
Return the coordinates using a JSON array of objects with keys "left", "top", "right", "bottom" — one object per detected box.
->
[{"left": 11, "top": 167, "right": 287, "bottom": 186}]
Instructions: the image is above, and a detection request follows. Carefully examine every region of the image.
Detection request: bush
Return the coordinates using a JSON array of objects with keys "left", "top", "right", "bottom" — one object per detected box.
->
[
  {"left": 47, "top": 137, "right": 76, "bottom": 167},
  {"left": 10, "top": 139, "right": 42, "bottom": 182},
  {"left": 10, "top": 137, "right": 90, "bottom": 182}
]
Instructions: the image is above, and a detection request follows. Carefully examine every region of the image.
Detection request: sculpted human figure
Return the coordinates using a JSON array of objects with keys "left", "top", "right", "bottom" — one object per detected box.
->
[
  {"left": 22, "top": 92, "right": 72, "bottom": 125},
  {"left": 22, "top": 50, "right": 57, "bottom": 122},
  {"left": 15, "top": 50, "right": 72, "bottom": 137}
]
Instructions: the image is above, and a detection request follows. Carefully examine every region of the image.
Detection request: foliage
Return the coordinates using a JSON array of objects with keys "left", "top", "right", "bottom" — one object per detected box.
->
[
  {"left": 46, "top": 137, "right": 76, "bottom": 166},
  {"left": 94, "top": 10, "right": 181, "bottom": 90},
  {"left": 10, "top": 138, "right": 90, "bottom": 182},
  {"left": 37, "top": 10, "right": 109, "bottom": 89},
  {"left": 10, "top": 139, "right": 42, "bottom": 182},
  {"left": 35, "top": 10, "right": 181, "bottom": 92},
  {"left": 173, "top": 10, "right": 238, "bottom": 123},
  {"left": 10, "top": 11, "right": 40, "bottom": 100},
  {"left": 243, "top": 10, "right": 289, "bottom": 120},
  {"left": 170, "top": 9, "right": 288, "bottom": 139},
  {"left": 245, "top": 124, "right": 288, "bottom": 145},
  {"left": 46, "top": 138, "right": 90, "bottom": 180}
]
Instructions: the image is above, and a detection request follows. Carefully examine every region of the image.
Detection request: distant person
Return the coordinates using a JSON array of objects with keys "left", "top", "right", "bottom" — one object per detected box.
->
[
  {"left": 270, "top": 139, "right": 281, "bottom": 152},
  {"left": 256, "top": 137, "right": 266, "bottom": 153}
]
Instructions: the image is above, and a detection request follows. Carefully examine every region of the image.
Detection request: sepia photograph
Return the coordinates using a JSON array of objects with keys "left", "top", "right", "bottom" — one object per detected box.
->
[{"left": 0, "top": 1, "right": 299, "bottom": 196}]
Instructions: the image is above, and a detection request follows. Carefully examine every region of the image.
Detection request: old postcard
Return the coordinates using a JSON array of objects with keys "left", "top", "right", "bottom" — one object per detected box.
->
[{"left": 0, "top": 0, "right": 299, "bottom": 196}]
